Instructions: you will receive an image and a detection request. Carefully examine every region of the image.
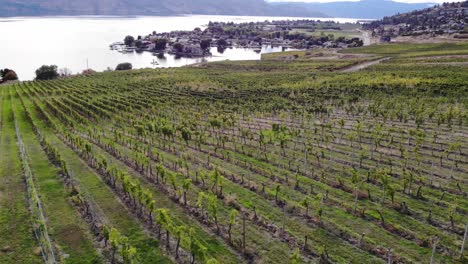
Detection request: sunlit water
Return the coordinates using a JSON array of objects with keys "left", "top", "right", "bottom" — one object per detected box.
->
[{"left": 0, "top": 15, "right": 360, "bottom": 80}]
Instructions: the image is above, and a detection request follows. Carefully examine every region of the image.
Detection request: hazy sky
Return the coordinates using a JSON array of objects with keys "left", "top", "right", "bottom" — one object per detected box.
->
[{"left": 268, "top": 0, "right": 447, "bottom": 3}]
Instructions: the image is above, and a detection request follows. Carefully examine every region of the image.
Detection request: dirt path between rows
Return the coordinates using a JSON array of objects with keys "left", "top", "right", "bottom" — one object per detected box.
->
[{"left": 339, "top": 57, "right": 391, "bottom": 73}]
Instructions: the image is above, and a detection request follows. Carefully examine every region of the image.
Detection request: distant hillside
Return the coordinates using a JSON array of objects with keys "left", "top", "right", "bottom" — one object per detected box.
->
[
  {"left": 363, "top": 1, "right": 468, "bottom": 38},
  {"left": 0, "top": 0, "right": 327, "bottom": 17},
  {"left": 270, "top": 0, "right": 436, "bottom": 19}
]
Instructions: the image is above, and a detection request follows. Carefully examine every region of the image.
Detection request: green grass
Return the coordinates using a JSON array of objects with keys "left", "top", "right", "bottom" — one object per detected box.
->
[
  {"left": 0, "top": 90, "right": 42, "bottom": 264},
  {"left": 1, "top": 42, "right": 467, "bottom": 263},
  {"left": 10, "top": 89, "right": 102, "bottom": 263},
  {"left": 19, "top": 93, "right": 173, "bottom": 264},
  {"left": 343, "top": 42, "right": 468, "bottom": 57}
]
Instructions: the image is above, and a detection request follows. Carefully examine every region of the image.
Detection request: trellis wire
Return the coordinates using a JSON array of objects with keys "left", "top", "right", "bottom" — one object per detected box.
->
[{"left": 14, "top": 111, "right": 57, "bottom": 264}]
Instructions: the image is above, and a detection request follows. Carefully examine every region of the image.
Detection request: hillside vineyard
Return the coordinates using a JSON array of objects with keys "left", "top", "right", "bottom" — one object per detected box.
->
[{"left": 0, "top": 43, "right": 467, "bottom": 263}]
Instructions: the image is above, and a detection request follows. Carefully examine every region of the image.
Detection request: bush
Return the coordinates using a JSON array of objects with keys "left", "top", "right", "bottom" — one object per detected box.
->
[
  {"left": 115, "top": 63, "right": 133, "bottom": 71},
  {"left": 35, "top": 65, "right": 58, "bottom": 80}
]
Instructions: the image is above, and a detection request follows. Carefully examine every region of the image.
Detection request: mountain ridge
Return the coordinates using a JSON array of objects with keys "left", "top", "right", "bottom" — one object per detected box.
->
[
  {"left": 0, "top": 0, "right": 439, "bottom": 18},
  {"left": 271, "top": 0, "right": 436, "bottom": 19},
  {"left": 0, "top": 0, "right": 327, "bottom": 17}
]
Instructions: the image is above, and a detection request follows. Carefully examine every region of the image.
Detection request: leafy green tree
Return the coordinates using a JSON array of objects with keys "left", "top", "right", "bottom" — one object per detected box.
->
[{"left": 35, "top": 65, "right": 58, "bottom": 80}]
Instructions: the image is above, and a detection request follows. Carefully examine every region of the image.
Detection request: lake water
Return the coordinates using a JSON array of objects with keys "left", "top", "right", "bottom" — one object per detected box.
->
[{"left": 0, "top": 15, "right": 360, "bottom": 80}]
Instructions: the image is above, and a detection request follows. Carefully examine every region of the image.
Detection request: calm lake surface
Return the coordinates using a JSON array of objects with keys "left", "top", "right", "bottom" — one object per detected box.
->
[{"left": 1, "top": 15, "right": 360, "bottom": 80}]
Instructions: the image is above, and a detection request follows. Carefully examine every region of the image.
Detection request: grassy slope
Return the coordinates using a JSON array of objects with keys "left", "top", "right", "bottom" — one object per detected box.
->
[
  {"left": 1, "top": 42, "right": 466, "bottom": 263},
  {"left": 24, "top": 90, "right": 243, "bottom": 263},
  {"left": 10, "top": 88, "right": 102, "bottom": 263},
  {"left": 343, "top": 42, "right": 468, "bottom": 57},
  {"left": 0, "top": 89, "right": 41, "bottom": 263},
  {"left": 19, "top": 92, "right": 173, "bottom": 264}
]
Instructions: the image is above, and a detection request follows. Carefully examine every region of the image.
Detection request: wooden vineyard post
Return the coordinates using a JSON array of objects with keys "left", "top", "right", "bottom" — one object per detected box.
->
[
  {"left": 303, "top": 235, "right": 308, "bottom": 251},
  {"left": 387, "top": 248, "right": 392, "bottom": 264},
  {"left": 461, "top": 223, "right": 468, "bottom": 259},
  {"left": 430, "top": 236, "right": 439, "bottom": 264},
  {"left": 282, "top": 205, "right": 286, "bottom": 232},
  {"left": 242, "top": 213, "right": 246, "bottom": 255}
]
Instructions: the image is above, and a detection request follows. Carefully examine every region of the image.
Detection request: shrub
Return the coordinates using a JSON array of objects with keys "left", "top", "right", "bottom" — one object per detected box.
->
[{"left": 115, "top": 63, "right": 133, "bottom": 71}]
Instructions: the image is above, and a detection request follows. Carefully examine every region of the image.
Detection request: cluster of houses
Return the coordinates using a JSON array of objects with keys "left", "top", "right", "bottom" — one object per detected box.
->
[
  {"left": 364, "top": 2, "right": 468, "bottom": 40},
  {"left": 111, "top": 19, "right": 364, "bottom": 57}
]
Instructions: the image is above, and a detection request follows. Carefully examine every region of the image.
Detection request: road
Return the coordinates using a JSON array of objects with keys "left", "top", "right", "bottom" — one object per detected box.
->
[{"left": 339, "top": 57, "right": 391, "bottom": 73}]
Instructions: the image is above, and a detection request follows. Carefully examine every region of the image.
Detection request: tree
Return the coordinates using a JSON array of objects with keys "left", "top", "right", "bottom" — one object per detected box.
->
[
  {"left": 173, "top": 43, "right": 184, "bottom": 53},
  {"left": 217, "top": 39, "right": 228, "bottom": 48},
  {"left": 35, "top": 65, "right": 58, "bottom": 80},
  {"left": 116, "top": 63, "right": 133, "bottom": 71},
  {"left": 124, "top": 35, "right": 135, "bottom": 46},
  {"left": 135, "top": 40, "right": 144, "bottom": 49},
  {"left": 0, "top": 68, "right": 18, "bottom": 82},
  {"left": 200, "top": 39, "right": 212, "bottom": 51},
  {"left": 153, "top": 38, "right": 168, "bottom": 50}
]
